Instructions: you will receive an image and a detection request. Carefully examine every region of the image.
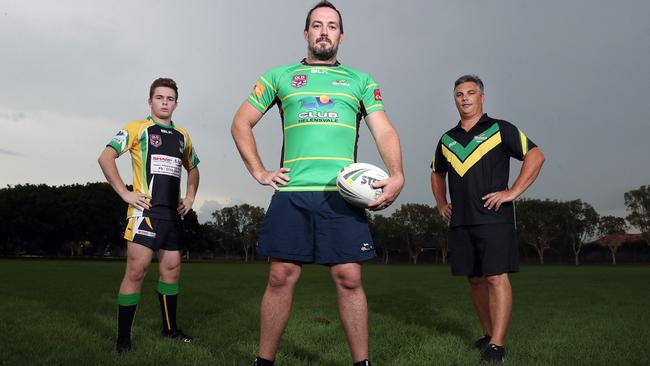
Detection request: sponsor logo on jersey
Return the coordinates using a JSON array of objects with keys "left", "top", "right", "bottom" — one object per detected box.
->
[
  {"left": 297, "top": 96, "right": 339, "bottom": 122},
  {"left": 332, "top": 79, "right": 350, "bottom": 87},
  {"left": 373, "top": 89, "right": 382, "bottom": 101},
  {"left": 150, "top": 134, "right": 162, "bottom": 147},
  {"left": 291, "top": 74, "right": 308, "bottom": 88},
  {"left": 111, "top": 130, "right": 128, "bottom": 151},
  {"left": 310, "top": 68, "right": 327, "bottom": 74},
  {"left": 474, "top": 134, "right": 488, "bottom": 142},
  {"left": 253, "top": 81, "right": 266, "bottom": 98},
  {"left": 160, "top": 129, "right": 173, "bottom": 134},
  {"left": 151, "top": 154, "right": 183, "bottom": 178}
]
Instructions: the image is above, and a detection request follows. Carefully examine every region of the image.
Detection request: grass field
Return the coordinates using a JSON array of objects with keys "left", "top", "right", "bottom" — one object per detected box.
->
[{"left": 0, "top": 260, "right": 648, "bottom": 365}]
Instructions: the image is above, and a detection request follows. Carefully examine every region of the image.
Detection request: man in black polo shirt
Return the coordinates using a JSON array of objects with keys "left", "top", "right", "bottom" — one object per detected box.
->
[{"left": 431, "top": 75, "right": 545, "bottom": 363}]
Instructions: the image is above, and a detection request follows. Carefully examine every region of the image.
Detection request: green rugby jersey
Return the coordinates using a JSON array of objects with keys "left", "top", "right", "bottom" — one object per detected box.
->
[{"left": 247, "top": 59, "right": 385, "bottom": 191}]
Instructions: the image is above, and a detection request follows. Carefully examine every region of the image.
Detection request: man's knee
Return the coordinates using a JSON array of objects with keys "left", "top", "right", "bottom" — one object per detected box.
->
[
  {"left": 468, "top": 276, "right": 486, "bottom": 288},
  {"left": 160, "top": 260, "right": 181, "bottom": 275},
  {"left": 125, "top": 264, "right": 148, "bottom": 284},
  {"left": 267, "top": 263, "right": 301, "bottom": 289},
  {"left": 332, "top": 269, "right": 362, "bottom": 291},
  {"left": 485, "top": 273, "right": 509, "bottom": 287}
]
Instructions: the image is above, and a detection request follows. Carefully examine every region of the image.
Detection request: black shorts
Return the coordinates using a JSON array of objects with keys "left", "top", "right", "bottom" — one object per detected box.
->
[
  {"left": 257, "top": 191, "right": 376, "bottom": 264},
  {"left": 123, "top": 216, "right": 183, "bottom": 251},
  {"left": 448, "top": 223, "right": 519, "bottom": 277}
]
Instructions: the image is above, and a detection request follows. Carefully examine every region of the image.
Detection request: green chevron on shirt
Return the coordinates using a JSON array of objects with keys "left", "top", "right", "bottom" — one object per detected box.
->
[{"left": 441, "top": 123, "right": 500, "bottom": 161}]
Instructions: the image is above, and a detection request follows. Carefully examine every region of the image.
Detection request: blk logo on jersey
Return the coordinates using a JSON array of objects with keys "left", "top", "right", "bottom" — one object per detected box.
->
[
  {"left": 374, "top": 89, "right": 382, "bottom": 101},
  {"left": 150, "top": 134, "right": 162, "bottom": 147},
  {"left": 291, "top": 74, "right": 308, "bottom": 88}
]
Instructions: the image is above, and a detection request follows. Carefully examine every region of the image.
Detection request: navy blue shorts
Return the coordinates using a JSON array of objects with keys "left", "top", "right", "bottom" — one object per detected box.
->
[
  {"left": 448, "top": 223, "right": 519, "bottom": 277},
  {"left": 257, "top": 191, "right": 376, "bottom": 264}
]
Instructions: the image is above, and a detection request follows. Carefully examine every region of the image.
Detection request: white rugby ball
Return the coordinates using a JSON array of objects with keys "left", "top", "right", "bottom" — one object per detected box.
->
[{"left": 336, "top": 163, "right": 389, "bottom": 208}]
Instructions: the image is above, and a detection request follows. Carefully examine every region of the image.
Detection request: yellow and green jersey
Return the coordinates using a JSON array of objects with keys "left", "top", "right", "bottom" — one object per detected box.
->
[
  {"left": 432, "top": 114, "right": 537, "bottom": 227},
  {"left": 248, "top": 59, "right": 385, "bottom": 191},
  {"left": 107, "top": 117, "right": 200, "bottom": 220}
]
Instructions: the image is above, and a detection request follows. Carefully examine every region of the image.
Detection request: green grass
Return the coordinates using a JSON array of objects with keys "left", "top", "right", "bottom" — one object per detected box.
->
[{"left": 0, "top": 261, "right": 648, "bottom": 365}]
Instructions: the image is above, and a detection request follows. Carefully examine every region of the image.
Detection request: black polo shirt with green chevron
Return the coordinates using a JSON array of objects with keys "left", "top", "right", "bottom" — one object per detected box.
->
[
  {"left": 247, "top": 59, "right": 385, "bottom": 191},
  {"left": 432, "top": 113, "right": 537, "bottom": 227}
]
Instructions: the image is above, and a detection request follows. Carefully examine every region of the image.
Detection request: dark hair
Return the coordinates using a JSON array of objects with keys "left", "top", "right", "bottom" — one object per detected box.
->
[
  {"left": 305, "top": 1, "right": 343, "bottom": 33},
  {"left": 454, "top": 74, "right": 484, "bottom": 93},
  {"left": 149, "top": 78, "right": 178, "bottom": 100}
]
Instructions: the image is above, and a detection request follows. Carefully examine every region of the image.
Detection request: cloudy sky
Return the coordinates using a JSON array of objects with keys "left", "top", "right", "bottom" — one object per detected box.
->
[{"left": 1, "top": 0, "right": 648, "bottom": 223}]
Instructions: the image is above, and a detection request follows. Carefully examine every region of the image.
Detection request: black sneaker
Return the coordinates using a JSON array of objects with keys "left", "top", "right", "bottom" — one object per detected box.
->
[
  {"left": 480, "top": 344, "right": 505, "bottom": 363},
  {"left": 474, "top": 334, "right": 492, "bottom": 350},
  {"left": 162, "top": 329, "right": 193, "bottom": 343},
  {"left": 114, "top": 338, "right": 131, "bottom": 353},
  {"left": 353, "top": 360, "right": 371, "bottom": 366}
]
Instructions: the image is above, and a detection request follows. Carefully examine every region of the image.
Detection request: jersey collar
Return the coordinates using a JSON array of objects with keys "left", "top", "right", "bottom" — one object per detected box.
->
[
  {"left": 147, "top": 116, "right": 174, "bottom": 129},
  {"left": 454, "top": 113, "right": 491, "bottom": 132},
  {"left": 300, "top": 58, "right": 340, "bottom": 67}
]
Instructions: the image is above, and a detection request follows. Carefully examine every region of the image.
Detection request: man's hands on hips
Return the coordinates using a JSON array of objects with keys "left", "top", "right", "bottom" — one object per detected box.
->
[
  {"left": 482, "top": 189, "right": 518, "bottom": 211},
  {"left": 120, "top": 191, "right": 151, "bottom": 211},
  {"left": 177, "top": 196, "right": 195, "bottom": 216},
  {"left": 255, "top": 167, "right": 291, "bottom": 191},
  {"left": 368, "top": 174, "right": 404, "bottom": 211}
]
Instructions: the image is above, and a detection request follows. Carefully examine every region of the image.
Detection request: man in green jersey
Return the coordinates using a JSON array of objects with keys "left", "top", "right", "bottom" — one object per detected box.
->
[{"left": 231, "top": 2, "right": 404, "bottom": 365}]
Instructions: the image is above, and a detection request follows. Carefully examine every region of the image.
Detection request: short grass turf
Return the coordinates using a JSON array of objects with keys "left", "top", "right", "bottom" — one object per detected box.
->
[{"left": 0, "top": 260, "right": 648, "bottom": 365}]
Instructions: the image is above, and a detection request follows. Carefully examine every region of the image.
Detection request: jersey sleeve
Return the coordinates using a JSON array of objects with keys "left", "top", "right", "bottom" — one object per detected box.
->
[
  {"left": 180, "top": 130, "right": 200, "bottom": 171},
  {"left": 360, "top": 74, "right": 385, "bottom": 117},
  {"left": 106, "top": 121, "right": 140, "bottom": 156},
  {"left": 247, "top": 67, "right": 281, "bottom": 114},
  {"left": 499, "top": 121, "right": 537, "bottom": 161},
  {"left": 431, "top": 138, "right": 448, "bottom": 172}
]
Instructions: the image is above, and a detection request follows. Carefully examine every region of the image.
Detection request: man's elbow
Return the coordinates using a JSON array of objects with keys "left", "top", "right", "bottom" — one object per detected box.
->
[{"left": 530, "top": 148, "right": 545, "bottom": 166}]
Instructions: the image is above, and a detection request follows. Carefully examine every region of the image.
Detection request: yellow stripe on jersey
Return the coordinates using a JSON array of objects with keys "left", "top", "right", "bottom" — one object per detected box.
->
[
  {"left": 281, "top": 92, "right": 359, "bottom": 103},
  {"left": 441, "top": 132, "right": 502, "bottom": 177},
  {"left": 519, "top": 130, "right": 529, "bottom": 155},
  {"left": 260, "top": 76, "right": 275, "bottom": 92},
  {"left": 248, "top": 96, "right": 267, "bottom": 110},
  {"left": 364, "top": 104, "right": 383, "bottom": 112},
  {"left": 284, "top": 122, "right": 356, "bottom": 131},
  {"left": 283, "top": 156, "right": 354, "bottom": 164},
  {"left": 365, "top": 83, "right": 378, "bottom": 89}
]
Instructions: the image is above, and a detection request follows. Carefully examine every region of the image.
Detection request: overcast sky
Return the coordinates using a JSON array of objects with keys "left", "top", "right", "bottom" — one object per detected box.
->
[{"left": 1, "top": 0, "right": 648, "bottom": 223}]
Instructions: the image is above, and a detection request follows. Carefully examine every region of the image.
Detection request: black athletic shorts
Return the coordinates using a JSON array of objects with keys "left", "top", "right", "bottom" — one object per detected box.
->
[
  {"left": 448, "top": 223, "right": 519, "bottom": 277},
  {"left": 123, "top": 216, "right": 183, "bottom": 251}
]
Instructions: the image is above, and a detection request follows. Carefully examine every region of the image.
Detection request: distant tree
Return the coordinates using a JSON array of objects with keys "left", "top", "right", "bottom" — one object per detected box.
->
[
  {"left": 563, "top": 200, "right": 599, "bottom": 265},
  {"left": 597, "top": 216, "right": 629, "bottom": 265},
  {"left": 624, "top": 185, "right": 650, "bottom": 244},
  {"left": 391, "top": 203, "right": 436, "bottom": 264},
  {"left": 431, "top": 206, "right": 449, "bottom": 264},
  {"left": 368, "top": 214, "right": 403, "bottom": 264},
  {"left": 598, "top": 215, "right": 628, "bottom": 236},
  {"left": 211, "top": 204, "right": 265, "bottom": 261},
  {"left": 181, "top": 210, "right": 200, "bottom": 258},
  {"left": 516, "top": 198, "right": 564, "bottom": 264}
]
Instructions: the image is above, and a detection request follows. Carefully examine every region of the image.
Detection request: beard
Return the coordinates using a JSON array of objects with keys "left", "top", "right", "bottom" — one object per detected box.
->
[{"left": 309, "top": 41, "right": 339, "bottom": 61}]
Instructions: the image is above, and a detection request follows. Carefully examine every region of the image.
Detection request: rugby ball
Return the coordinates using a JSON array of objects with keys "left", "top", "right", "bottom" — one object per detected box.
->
[{"left": 336, "top": 163, "right": 389, "bottom": 208}]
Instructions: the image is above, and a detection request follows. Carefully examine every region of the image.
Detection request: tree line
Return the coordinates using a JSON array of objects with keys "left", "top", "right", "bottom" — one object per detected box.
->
[{"left": 1, "top": 183, "right": 648, "bottom": 264}]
